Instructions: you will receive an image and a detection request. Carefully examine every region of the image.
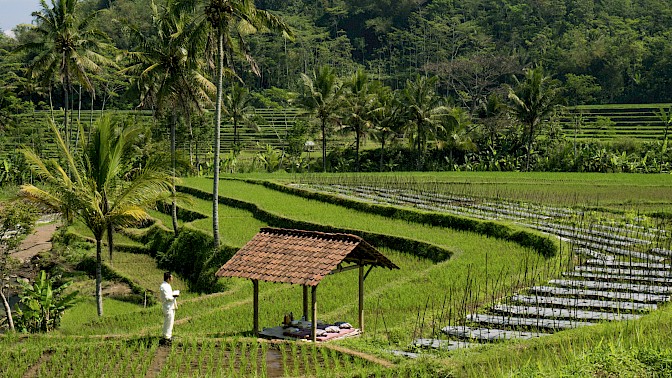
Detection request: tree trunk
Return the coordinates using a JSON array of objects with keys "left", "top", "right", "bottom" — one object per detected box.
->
[
  {"left": 379, "top": 137, "right": 385, "bottom": 172},
  {"left": 0, "top": 289, "right": 14, "bottom": 332},
  {"left": 526, "top": 122, "right": 534, "bottom": 172},
  {"left": 233, "top": 117, "right": 238, "bottom": 145},
  {"left": 96, "top": 238, "right": 103, "bottom": 317},
  {"left": 49, "top": 86, "right": 54, "bottom": 120},
  {"left": 212, "top": 30, "right": 224, "bottom": 249},
  {"left": 76, "top": 84, "right": 82, "bottom": 148},
  {"left": 63, "top": 76, "right": 70, "bottom": 150},
  {"left": 104, "top": 197, "right": 113, "bottom": 263},
  {"left": 171, "top": 113, "right": 179, "bottom": 236},
  {"left": 89, "top": 91, "right": 94, "bottom": 144},
  {"left": 355, "top": 125, "right": 360, "bottom": 172},
  {"left": 196, "top": 137, "right": 200, "bottom": 175},
  {"left": 107, "top": 223, "right": 113, "bottom": 263},
  {"left": 69, "top": 82, "right": 75, "bottom": 149},
  {"left": 187, "top": 113, "right": 194, "bottom": 168},
  {"left": 321, "top": 118, "right": 327, "bottom": 172}
]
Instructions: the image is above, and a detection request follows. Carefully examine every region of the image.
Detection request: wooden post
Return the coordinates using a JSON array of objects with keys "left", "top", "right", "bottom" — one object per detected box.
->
[
  {"left": 252, "top": 279, "right": 259, "bottom": 336},
  {"left": 311, "top": 285, "right": 317, "bottom": 343},
  {"left": 303, "top": 285, "right": 309, "bottom": 320},
  {"left": 358, "top": 264, "right": 364, "bottom": 332}
]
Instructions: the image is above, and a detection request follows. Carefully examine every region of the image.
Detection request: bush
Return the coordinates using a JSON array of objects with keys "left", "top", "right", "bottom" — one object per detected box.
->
[
  {"left": 155, "top": 227, "right": 233, "bottom": 293},
  {"left": 141, "top": 224, "right": 174, "bottom": 257}
]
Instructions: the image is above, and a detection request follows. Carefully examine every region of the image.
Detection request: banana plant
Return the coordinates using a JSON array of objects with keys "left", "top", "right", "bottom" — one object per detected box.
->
[{"left": 15, "top": 271, "right": 78, "bottom": 333}]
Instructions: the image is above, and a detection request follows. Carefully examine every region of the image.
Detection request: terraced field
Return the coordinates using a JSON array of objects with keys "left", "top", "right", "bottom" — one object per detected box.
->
[
  {"left": 561, "top": 104, "right": 672, "bottom": 141},
  {"left": 5, "top": 173, "right": 672, "bottom": 376},
  {"left": 0, "top": 109, "right": 310, "bottom": 161},
  {"left": 289, "top": 181, "right": 672, "bottom": 358}
]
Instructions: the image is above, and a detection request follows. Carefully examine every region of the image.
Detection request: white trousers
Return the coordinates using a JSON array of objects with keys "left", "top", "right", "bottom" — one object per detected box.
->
[{"left": 162, "top": 307, "right": 175, "bottom": 339}]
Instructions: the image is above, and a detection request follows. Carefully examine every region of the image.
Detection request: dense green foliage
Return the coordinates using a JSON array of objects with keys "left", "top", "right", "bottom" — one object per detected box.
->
[{"left": 2, "top": 0, "right": 672, "bottom": 176}]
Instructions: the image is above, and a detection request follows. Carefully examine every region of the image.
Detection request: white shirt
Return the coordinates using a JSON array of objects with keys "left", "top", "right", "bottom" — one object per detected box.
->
[{"left": 160, "top": 281, "right": 176, "bottom": 310}]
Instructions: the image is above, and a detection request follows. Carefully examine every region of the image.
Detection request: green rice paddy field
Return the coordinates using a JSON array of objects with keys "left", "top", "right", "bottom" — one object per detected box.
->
[{"left": 3, "top": 172, "right": 672, "bottom": 377}]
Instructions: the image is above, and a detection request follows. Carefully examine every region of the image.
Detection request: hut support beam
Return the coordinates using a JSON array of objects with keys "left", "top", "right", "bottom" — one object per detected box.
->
[
  {"left": 303, "top": 285, "right": 309, "bottom": 320},
  {"left": 359, "top": 264, "right": 364, "bottom": 332},
  {"left": 311, "top": 285, "right": 317, "bottom": 343},
  {"left": 252, "top": 279, "right": 259, "bottom": 336}
]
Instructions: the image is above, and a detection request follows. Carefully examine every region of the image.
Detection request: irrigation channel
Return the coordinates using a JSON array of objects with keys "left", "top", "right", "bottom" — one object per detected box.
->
[{"left": 290, "top": 183, "right": 672, "bottom": 357}]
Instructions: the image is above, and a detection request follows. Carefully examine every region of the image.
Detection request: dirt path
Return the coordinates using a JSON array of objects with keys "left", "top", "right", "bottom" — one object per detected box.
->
[
  {"left": 145, "top": 345, "right": 170, "bottom": 378},
  {"left": 22, "top": 350, "right": 54, "bottom": 378},
  {"left": 11, "top": 220, "right": 59, "bottom": 263}
]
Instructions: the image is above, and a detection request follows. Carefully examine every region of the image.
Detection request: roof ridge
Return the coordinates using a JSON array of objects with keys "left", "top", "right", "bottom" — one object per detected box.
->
[{"left": 260, "top": 227, "right": 363, "bottom": 244}]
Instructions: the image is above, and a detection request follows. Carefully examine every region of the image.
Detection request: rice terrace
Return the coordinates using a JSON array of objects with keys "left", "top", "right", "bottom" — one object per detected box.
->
[
  {"left": 3, "top": 0, "right": 672, "bottom": 377},
  {"left": 2, "top": 172, "right": 672, "bottom": 377}
]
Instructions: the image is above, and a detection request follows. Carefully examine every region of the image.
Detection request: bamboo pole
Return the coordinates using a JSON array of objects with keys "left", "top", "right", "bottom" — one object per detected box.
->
[
  {"left": 359, "top": 264, "right": 364, "bottom": 332},
  {"left": 253, "top": 279, "right": 259, "bottom": 336},
  {"left": 311, "top": 285, "right": 317, "bottom": 343},
  {"left": 303, "top": 285, "right": 309, "bottom": 320}
]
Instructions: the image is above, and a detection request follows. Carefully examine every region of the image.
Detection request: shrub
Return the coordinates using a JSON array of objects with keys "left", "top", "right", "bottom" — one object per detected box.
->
[{"left": 155, "top": 227, "right": 232, "bottom": 293}]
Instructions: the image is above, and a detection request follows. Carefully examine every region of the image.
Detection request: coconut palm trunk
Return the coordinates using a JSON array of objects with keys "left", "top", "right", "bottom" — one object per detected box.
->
[
  {"left": 171, "top": 113, "right": 179, "bottom": 235},
  {"left": 63, "top": 73, "right": 70, "bottom": 149},
  {"left": 212, "top": 31, "right": 223, "bottom": 249},
  {"left": 380, "top": 137, "right": 386, "bottom": 172},
  {"left": 321, "top": 118, "right": 327, "bottom": 172},
  {"left": 95, "top": 235, "right": 103, "bottom": 316},
  {"left": 353, "top": 120, "right": 362, "bottom": 172}
]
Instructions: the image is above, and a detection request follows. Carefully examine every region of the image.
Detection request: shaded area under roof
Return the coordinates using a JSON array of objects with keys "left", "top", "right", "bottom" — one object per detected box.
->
[{"left": 215, "top": 227, "right": 399, "bottom": 286}]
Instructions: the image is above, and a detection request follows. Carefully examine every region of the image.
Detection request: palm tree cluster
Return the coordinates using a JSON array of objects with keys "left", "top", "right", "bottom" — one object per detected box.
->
[
  {"left": 17, "top": 0, "right": 114, "bottom": 149},
  {"left": 17, "top": 0, "right": 292, "bottom": 257},
  {"left": 20, "top": 117, "right": 172, "bottom": 316},
  {"left": 11, "top": 0, "right": 293, "bottom": 319},
  {"left": 11, "top": 1, "right": 567, "bottom": 319},
  {"left": 299, "top": 70, "right": 483, "bottom": 172}
]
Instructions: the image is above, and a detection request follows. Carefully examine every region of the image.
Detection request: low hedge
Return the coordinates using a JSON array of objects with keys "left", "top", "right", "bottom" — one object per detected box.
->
[
  {"left": 176, "top": 185, "right": 452, "bottom": 263},
  {"left": 157, "top": 201, "right": 208, "bottom": 223},
  {"left": 250, "top": 179, "right": 558, "bottom": 258}
]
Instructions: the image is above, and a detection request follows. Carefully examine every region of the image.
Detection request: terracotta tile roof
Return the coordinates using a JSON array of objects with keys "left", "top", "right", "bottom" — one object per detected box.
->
[{"left": 215, "top": 228, "right": 399, "bottom": 286}]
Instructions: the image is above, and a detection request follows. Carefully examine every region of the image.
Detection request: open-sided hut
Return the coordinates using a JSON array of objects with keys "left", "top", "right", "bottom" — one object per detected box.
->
[{"left": 215, "top": 227, "right": 400, "bottom": 342}]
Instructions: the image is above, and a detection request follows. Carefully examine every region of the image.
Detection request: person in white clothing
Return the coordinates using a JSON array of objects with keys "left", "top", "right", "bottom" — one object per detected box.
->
[{"left": 159, "top": 271, "right": 178, "bottom": 345}]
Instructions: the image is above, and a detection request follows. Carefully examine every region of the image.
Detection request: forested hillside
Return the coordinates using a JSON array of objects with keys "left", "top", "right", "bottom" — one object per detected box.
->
[
  {"left": 1, "top": 0, "right": 672, "bottom": 176},
  {"left": 252, "top": 0, "right": 672, "bottom": 105},
  {"left": 2, "top": 0, "right": 671, "bottom": 109}
]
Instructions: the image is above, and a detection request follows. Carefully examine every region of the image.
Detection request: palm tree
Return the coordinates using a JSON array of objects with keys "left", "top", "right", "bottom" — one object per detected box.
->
[
  {"left": 371, "top": 86, "right": 403, "bottom": 172},
  {"left": 436, "top": 107, "right": 475, "bottom": 166},
  {"left": 20, "top": 117, "right": 171, "bottom": 316},
  {"left": 177, "top": 0, "right": 291, "bottom": 249},
  {"left": 124, "top": 0, "right": 213, "bottom": 237},
  {"left": 299, "top": 65, "right": 343, "bottom": 172},
  {"left": 17, "top": 0, "right": 113, "bottom": 149},
  {"left": 507, "top": 65, "right": 564, "bottom": 171},
  {"left": 223, "top": 82, "right": 257, "bottom": 146},
  {"left": 401, "top": 75, "right": 451, "bottom": 169},
  {"left": 343, "top": 69, "right": 376, "bottom": 172}
]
